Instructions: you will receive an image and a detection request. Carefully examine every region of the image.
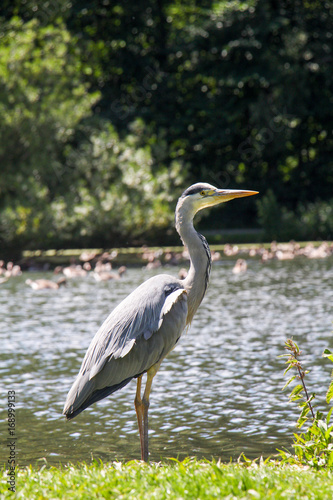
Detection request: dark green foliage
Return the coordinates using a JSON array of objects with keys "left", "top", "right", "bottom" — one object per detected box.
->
[
  {"left": 0, "top": 1, "right": 332, "bottom": 250},
  {"left": 257, "top": 191, "right": 333, "bottom": 241}
]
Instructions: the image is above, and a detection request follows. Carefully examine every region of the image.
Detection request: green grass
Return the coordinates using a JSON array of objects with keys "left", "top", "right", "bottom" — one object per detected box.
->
[{"left": 1, "top": 458, "right": 333, "bottom": 499}]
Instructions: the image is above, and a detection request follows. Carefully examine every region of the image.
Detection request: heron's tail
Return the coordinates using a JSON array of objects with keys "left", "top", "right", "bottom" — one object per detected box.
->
[{"left": 63, "top": 376, "right": 133, "bottom": 420}]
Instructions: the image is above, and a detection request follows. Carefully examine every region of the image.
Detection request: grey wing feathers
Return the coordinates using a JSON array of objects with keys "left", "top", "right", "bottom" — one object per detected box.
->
[
  {"left": 63, "top": 274, "right": 187, "bottom": 418},
  {"left": 81, "top": 276, "right": 185, "bottom": 376}
]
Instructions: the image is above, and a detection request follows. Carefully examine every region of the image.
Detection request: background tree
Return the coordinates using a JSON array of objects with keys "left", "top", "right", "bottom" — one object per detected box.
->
[{"left": 0, "top": 0, "right": 332, "bottom": 251}]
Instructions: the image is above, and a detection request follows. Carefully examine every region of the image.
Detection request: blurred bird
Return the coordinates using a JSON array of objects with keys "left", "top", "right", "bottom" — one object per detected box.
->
[
  {"left": 93, "top": 266, "right": 127, "bottom": 282},
  {"left": 4, "top": 262, "right": 22, "bottom": 277},
  {"left": 26, "top": 277, "right": 67, "bottom": 290},
  {"left": 57, "top": 265, "right": 89, "bottom": 278},
  {"left": 232, "top": 258, "right": 248, "bottom": 274}
]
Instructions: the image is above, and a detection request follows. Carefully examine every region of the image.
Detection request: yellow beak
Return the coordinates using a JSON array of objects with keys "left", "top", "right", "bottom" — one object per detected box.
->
[{"left": 212, "top": 189, "right": 259, "bottom": 203}]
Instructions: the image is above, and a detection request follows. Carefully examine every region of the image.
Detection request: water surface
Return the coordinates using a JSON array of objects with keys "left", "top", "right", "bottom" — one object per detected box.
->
[{"left": 1, "top": 257, "right": 332, "bottom": 466}]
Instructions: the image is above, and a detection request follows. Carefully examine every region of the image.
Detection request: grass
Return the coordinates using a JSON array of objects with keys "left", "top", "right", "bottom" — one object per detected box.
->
[{"left": 1, "top": 458, "right": 333, "bottom": 499}]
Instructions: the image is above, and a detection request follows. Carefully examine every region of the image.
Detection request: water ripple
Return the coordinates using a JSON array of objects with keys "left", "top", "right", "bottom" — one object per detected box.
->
[{"left": 1, "top": 258, "right": 332, "bottom": 465}]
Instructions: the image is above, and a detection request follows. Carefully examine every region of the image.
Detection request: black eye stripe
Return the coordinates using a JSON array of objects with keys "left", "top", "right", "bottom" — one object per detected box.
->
[
  {"left": 181, "top": 184, "right": 212, "bottom": 197},
  {"left": 181, "top": 187, "right": 203, "bottom": 197}
]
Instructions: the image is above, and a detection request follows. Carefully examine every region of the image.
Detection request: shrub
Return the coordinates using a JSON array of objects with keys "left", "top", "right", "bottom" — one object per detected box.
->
[{"left": 278, "top": 339, "right": 333, "bottom": 469}]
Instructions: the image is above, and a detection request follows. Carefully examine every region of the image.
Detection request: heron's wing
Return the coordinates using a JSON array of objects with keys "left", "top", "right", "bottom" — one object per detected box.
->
[
  {"left": 79, "top": 275, "right": 187, "bottom": 381},
  {"left": 63, "top": 274, "right": 188, "bottom": 418}
]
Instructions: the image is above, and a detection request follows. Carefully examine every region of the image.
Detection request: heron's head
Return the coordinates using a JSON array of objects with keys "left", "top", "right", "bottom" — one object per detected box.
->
[{"left": 178, "top": 182, "right": 258, "bottom": 218}]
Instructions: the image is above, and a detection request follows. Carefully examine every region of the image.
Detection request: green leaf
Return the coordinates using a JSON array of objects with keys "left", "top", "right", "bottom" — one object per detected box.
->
[
  {"left": 326, "top": 381, "right": 333, "bottom": 404},
  {"left": 283, "top": 360, "right": 299, "bottom": 375},
  {"left": 317, "top": 420, "right": 328, "bottom": 434},
  {"left": 325, "top": 426, "right": 333, "bottom": 442},
  {"left": 326, "top": 407, "right": 333, "bottom": 424},
  {"left": 323, "top": 349, "right": 333, "bottom": 362},
  {"left": 328, "top": 450, "right": 333, "bottom": 467},
  {"left": 299, "top": 405, "right": 310, "bottom": 419},
  {"left": 282, "top": 375, "right": 296, "bottom": 391},
  {"left": 289, "top": 384, "right": 304, "bottom": 397},
  {"left": 297, "top": 417, "right": 308, "bottom": 428},
  {"left": 309, "top": 423, "right": 320, "bottom": 436}
]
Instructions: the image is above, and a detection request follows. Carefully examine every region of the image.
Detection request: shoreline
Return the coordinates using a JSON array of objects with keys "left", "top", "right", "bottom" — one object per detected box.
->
[{"left": 18, "top": 240, "right": 333, "bottom": 269}]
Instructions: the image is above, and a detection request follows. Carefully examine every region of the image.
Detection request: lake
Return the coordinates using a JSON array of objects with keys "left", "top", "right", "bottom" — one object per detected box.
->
[{"left": 1, "top": 256, "right": 332, "bottom": 467}]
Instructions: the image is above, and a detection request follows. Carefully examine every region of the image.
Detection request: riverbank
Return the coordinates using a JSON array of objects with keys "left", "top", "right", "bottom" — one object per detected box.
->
[
  {"left": 17, "top": 240, "right": 333, "bottom": 270},
  {"left": 1, "top": 458, "right": 333, "bottom": 499}
]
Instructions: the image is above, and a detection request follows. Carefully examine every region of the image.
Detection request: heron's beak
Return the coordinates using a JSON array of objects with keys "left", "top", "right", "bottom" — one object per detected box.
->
[{"left": 212, "top": 189, "right": 259, "bottom": 204}]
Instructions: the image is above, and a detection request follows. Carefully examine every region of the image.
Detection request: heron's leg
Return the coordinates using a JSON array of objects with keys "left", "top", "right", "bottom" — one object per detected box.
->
[
  {"left": 134, "top": 375, "right": 145, "bottom": 460},
  {"left": 135, "top": 364, "right": 161, "bottom": 461},
  {"left": 140, "top": 364, "right": 160, "bottom": 462}
]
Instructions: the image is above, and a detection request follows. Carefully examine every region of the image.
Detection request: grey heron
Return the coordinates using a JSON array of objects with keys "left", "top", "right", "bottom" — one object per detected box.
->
[{"left": 63, "top": 182, "right": 258, "bottom": 461}]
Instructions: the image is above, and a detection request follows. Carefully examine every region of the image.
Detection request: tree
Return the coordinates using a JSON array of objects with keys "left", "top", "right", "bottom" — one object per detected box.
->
[
  {"left": 63, "top": 0, "right": 333, "bottom": 226},
  {"left": 1, "top": 1, "right": 332, "bottom": 250},
  {"left": 0, "top": 17, "right": 99, "bottom": 248},
  {"left": 0, "top": 14, "right": 186, "bottom": 251}
]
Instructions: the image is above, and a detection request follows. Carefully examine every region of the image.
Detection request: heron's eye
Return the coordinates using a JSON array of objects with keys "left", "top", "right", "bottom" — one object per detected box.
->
[{"left": 200, "top": 190, "right": 206, "bottom": 196}]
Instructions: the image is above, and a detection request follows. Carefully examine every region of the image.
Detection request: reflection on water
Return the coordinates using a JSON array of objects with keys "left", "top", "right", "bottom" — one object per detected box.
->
[{"left": 1, "top": 257, "right": 332, "bottom": 467}]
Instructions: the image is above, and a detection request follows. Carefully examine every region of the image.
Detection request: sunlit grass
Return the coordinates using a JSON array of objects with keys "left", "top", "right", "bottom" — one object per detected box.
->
[{"left": 1, "top": 458, "right": 333, "bottom": 499}]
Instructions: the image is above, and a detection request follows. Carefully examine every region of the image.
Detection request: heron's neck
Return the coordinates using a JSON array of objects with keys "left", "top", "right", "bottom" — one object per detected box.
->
[{"left": 175, "top": 204, "right": 212, "bottom": 325}]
